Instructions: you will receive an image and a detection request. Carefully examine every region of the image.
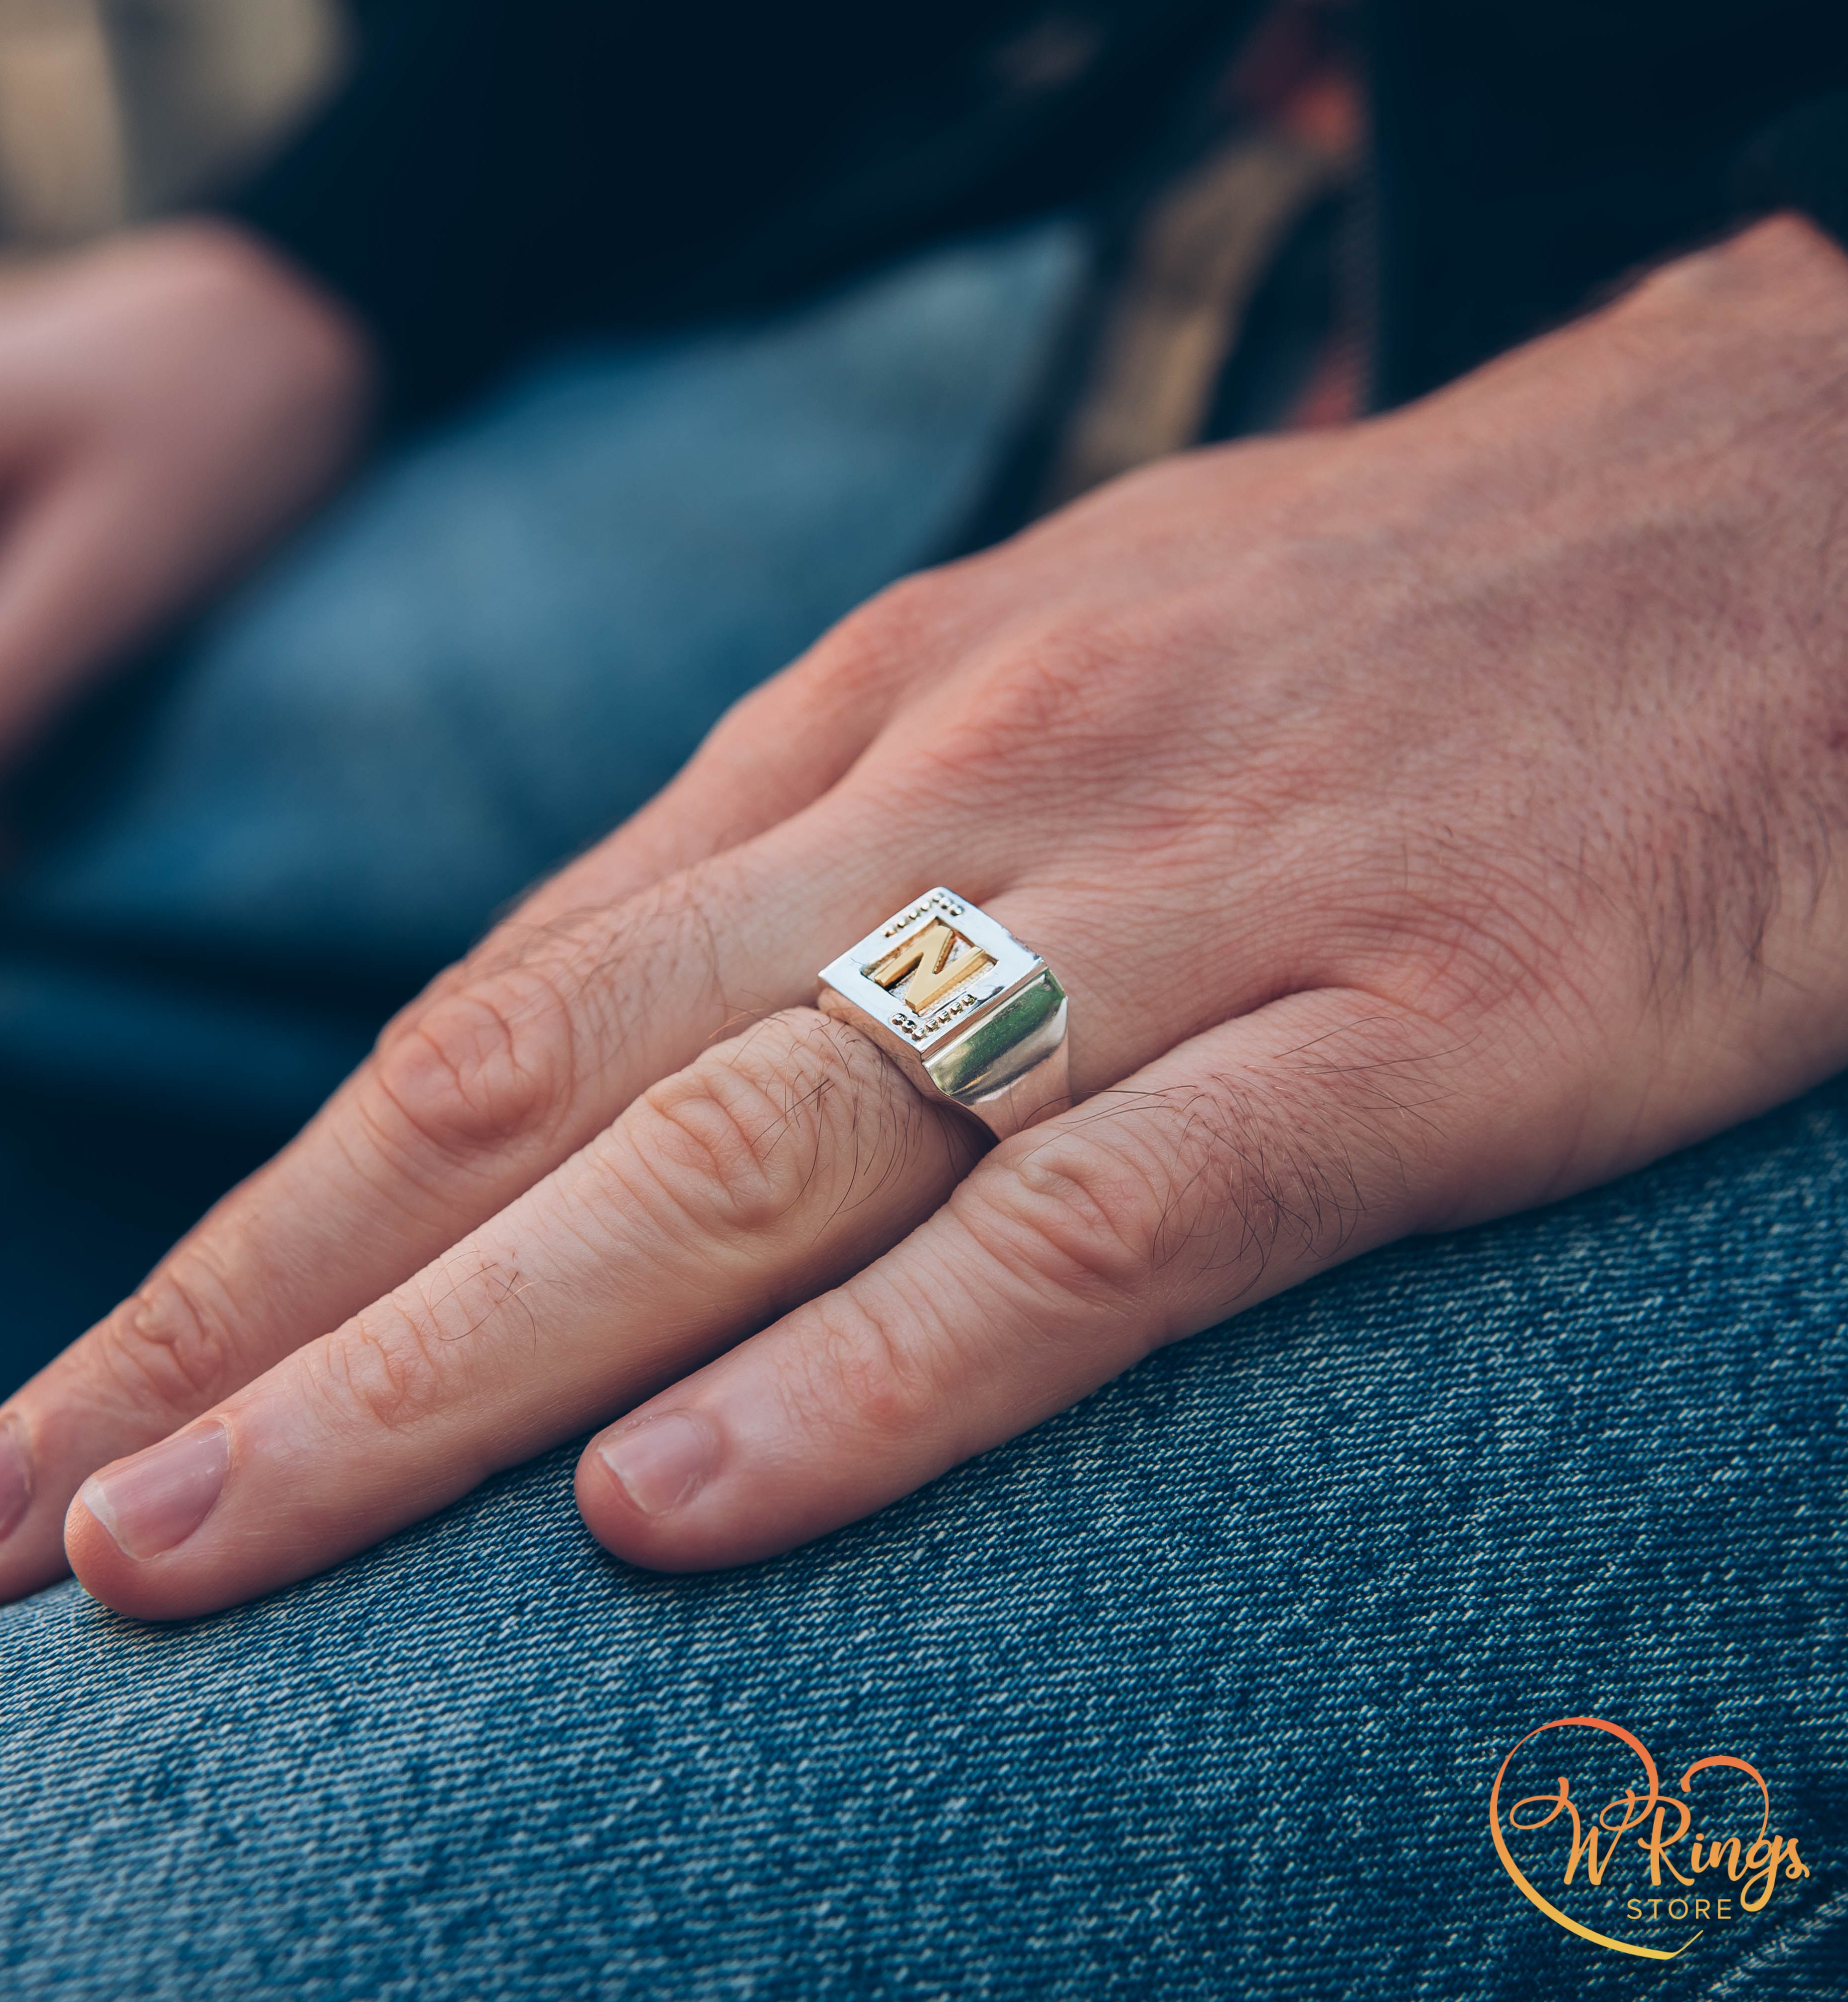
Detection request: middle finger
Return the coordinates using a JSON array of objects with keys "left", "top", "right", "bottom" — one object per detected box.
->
[{"left": 66, "top": 1004, "right": 981, "bottom": 1619}]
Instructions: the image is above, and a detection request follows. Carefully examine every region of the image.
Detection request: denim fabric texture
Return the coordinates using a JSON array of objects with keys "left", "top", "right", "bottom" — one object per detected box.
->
[{"left": 0, "top": 1077, "right": 1844, "bottom": 1998}]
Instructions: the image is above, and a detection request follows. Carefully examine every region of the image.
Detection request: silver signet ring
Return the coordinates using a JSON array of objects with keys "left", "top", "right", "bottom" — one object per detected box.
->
[{"left": 816, "top": 889, "right": 1071, "bottom": 1141}]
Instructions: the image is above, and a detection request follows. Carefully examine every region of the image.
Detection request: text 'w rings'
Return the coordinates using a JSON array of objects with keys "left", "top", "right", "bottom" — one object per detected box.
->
[{"left": 816, "top": 889, "right": 1071, "bottom": 1141}]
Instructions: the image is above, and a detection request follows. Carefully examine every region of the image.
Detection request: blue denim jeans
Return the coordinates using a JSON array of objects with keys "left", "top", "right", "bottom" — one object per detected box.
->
[
  {"left": 0, "top": 226, "right": 1844, "bottom": 1998},
  {"left": 2, "top": 1085, "right": 1844, "bottom": 1998}
]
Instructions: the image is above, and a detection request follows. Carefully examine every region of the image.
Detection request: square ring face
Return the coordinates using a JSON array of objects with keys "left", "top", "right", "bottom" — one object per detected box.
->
[{"left": 818, "top": 889, "right": 1044, "bottom": 1053}]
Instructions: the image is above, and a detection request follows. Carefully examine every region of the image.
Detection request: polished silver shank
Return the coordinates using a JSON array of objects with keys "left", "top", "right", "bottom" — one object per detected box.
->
[{"left": 816, "top": 888, "right": 1071, "bottom": 1140}]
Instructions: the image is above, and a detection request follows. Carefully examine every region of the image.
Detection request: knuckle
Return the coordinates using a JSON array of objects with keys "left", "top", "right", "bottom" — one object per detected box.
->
[
  {"left": 94, "top": 1256, "right": 248, "bottom": 1416},
  {"left": 799, "top": 568, "right": 966, "bottom": 692},
  {"left": 830, "top": 570, "right": 949, "bottom": 659},
  {"left": 794, "top": 1287, "right": 952, "bottom": 1447},
  {"left": 628, "top": 1009, "right": 906, "bottom": 1237},
  {"left": 370, "top": 961, "right": 581, "bottom": 1162},
  {"left": 697, "top": 674, "right": 798, "bottom": 760},
  {"left": 964, "top": 617, "right": 1101, "bottom": 738},
  {"left": 312, "top": 1302, "right": 450, "bottom": 1438},
  {"left": 309, "top": 1248, "right": 529, "bottom": 1438},
  {"left": 920, "top": 614, "right": 1154, "bottom": 797},
  {"left": 968, "top": 1124, "right": 1165, "bottom": 1306}
]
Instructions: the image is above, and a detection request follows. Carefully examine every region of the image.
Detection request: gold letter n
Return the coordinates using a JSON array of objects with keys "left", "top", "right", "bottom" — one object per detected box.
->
[{"left": 867, "top": 919, "right": 993, "bottom": 1013}]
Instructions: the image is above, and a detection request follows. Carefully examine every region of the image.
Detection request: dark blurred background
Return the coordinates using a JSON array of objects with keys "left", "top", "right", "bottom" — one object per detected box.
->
[{"left": 0, "top": 0, "right": 341, "bottom": 252}]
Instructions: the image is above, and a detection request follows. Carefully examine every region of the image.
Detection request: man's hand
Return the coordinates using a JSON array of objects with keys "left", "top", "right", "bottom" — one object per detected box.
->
[
  {"left": 3, "top": 215, "right": 1847, "bottom": 1620},
  {"left": 0, "top": 219, "right": 370, "bottom": 754}
]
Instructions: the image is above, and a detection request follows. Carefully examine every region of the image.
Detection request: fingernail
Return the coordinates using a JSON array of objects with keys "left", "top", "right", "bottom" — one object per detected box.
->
[
  {"left": 0, "top": 1417, "right": 29, "bottom": 1540},
  {"left": 597, "top": 1413, "right": 714, "bottom": 1515},
  {"left": 78, "top": 1422, "right": 228, "bottom": 1560}
]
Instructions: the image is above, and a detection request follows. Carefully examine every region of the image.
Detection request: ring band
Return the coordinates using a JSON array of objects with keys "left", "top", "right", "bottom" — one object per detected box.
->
[{"left": 817, "top": 888, "right": 1070, "bottom": 1140}]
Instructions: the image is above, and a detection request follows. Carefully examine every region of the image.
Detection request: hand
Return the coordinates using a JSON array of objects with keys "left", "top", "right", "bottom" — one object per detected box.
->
[
  {"left": 5, "top": 215, "right": 1847, "bottom": 1620},
  {"left": 0, "top": 220, "right": 370, "bottom": 755}
]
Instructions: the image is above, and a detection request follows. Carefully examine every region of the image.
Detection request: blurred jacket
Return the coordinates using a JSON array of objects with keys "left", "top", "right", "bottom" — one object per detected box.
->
[{"left": 222, "top": 0, "right": 1848, "bottom": 421}]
